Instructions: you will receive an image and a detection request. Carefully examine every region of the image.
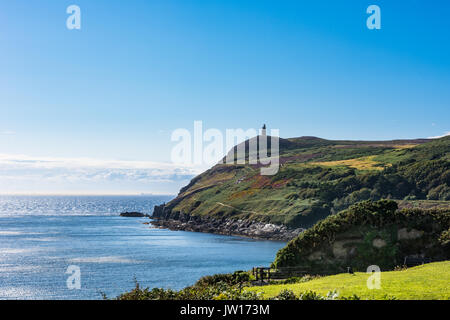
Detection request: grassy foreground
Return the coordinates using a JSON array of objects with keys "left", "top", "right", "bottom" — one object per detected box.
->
[{"left": 247, "top": 261, "right": 450, "bottom": 300}]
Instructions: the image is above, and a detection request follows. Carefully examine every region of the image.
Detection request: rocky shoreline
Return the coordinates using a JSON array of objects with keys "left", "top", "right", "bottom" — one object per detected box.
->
[
  {"left": 120, "top": 211, "right": 150, "bottom": 217},
  {"left": 150, "top": 215, "right": 303, "bottom": 241},
  {"left": 151, "top": 199, "right": 304, "bottom": 241}
]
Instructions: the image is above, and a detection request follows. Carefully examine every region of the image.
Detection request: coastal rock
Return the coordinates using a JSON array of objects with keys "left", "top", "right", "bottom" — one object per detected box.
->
[
  {"left": 150, "top": 214, "right": 303, "bottom": 241},
  {"left": 152, "top": 203, "right": 303, "bottom": 241},
  {"left": 332, "top": 241, "right": 350, "bottom": 259},
  {"left": 372, "top": 238, "right": 387, "bottom": 248},
  {"left": 120, "top": 212, "right": 149, "bottom": 217},
  {"left": 397, "top": 228, "right": 424, "bottom": 240}
]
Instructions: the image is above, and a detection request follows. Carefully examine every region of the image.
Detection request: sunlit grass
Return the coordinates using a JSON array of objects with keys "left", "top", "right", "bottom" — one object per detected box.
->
[
  {"left": 246, "top": 261, "right": 450, "bottom": 300},
  {"left": 311, "top": 155, "right": 388, "bottom": 171},
  {"left": 393, "top": 144, "right": 419, "bottom": 150}
]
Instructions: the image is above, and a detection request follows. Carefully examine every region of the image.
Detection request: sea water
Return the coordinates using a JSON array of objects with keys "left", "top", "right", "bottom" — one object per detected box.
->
[{"left": 0, "top": 195, "right": 285, "bottom": 300}]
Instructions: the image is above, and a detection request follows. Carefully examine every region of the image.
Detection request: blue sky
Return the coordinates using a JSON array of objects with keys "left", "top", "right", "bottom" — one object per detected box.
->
[{"left": 0, "top": 0, "right": 449, "bottom": 194}]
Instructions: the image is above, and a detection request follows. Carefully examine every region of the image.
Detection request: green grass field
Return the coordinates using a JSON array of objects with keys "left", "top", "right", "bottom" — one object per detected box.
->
[{"left": 247, "top": 261, "right": 450, "bottom": 300}]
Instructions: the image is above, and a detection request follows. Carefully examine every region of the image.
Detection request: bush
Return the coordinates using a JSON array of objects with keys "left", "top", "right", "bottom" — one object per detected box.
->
[
  {"left": 277, "top": 275, "right": 318, "bottom": 284},
  {"left": 338, "top": 294, "right": 361, "bottom": 300},
  {"left": 439, "top": 228, "right": 450, "bottom": 246},
  {"left": 270, "top": 289, "right": 338, "bottom": 300},
  {"left": 117, "top": 271, "right": 255, "bottom": 300},
  {"left": 299, "top": 290, "right": 325, "bottom": 300},
  {"left": 278, "top": 277, "right": 302, "bottom": 284},
  {"left": 273, "top": 200, "right": 450, "bottom": 269},
  {"left": 270, "top": 289, "right": 298, "bottom": 300},
  {"left": 195, "top": 271, "right": 250, "bottom": 287}
]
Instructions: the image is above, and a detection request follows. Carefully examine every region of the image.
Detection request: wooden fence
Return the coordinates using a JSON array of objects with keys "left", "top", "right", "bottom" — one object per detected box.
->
[{"left": 252, "top": 266, "right": 310, "bottom": 282}]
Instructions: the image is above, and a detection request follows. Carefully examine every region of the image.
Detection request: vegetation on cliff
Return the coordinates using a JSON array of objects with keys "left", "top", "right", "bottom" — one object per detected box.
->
[
  {"left": 154, "top": 136, "right": 449, "bottom": 231},
  {"left": 272, "top": 200, "right": 450, "bottom": 272}
]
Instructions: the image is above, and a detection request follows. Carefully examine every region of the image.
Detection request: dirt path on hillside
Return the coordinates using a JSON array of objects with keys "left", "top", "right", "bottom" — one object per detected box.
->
[{"left": 215, "top": 202, "right": 260, "bottom": 215}]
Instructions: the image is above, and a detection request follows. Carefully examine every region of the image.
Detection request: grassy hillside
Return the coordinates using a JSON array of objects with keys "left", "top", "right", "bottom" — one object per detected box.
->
[
  {"left": 247, "top": 261, "right": 450, "bottom": 300},
  {"left": 154, "top": 135, "right": 450, "bottom": 229}
]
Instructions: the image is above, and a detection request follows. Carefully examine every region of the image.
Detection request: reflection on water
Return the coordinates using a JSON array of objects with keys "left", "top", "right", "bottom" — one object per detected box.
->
[{"left": 0, "top": 196, "right": 285, "bottom": 300}]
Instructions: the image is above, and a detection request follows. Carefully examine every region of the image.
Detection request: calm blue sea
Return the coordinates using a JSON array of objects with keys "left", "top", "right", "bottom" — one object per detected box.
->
[{"left": 0, "top": 195, "right": 285, "bottom": 300}]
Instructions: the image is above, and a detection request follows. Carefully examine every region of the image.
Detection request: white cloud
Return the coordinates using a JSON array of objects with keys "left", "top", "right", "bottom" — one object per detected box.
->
[
  {"left": 0, "top": 153, "right": 205, "bottom": 194},
  {"left": 0, "top": 131, "right": 15, "bottom": 135},
  {"left": 69, "top": 256, "right": 142, "bottom": 264},
  {"left": 428, "top": 131, "right": 450, "bottom": 139}
]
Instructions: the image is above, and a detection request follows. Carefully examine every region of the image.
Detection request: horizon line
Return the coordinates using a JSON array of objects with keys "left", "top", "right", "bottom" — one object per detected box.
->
[{"left": 0, "top": 192, "right": 177, "bottom": 197}]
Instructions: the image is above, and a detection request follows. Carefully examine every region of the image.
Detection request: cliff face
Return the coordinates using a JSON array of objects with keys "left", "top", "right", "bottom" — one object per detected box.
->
[
  {"left": 151, "top": 167, "right": 305, "bottom": 240},
  {"left": 151, "top": 136, "right": 449, "bottom": 240},
  {"left": 152, "top": 209, "right": 303, "bottom": 241}
]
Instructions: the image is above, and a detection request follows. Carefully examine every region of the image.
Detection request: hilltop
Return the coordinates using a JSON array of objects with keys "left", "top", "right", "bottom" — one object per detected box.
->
[{"left": 152, "top": 135, "right": 450, "bottom": 240}]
